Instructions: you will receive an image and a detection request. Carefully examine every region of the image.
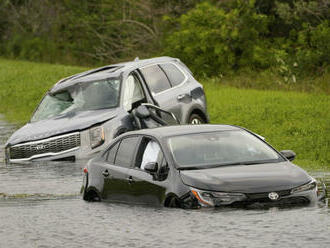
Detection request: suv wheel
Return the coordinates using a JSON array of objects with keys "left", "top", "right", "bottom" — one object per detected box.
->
[{"left": 189, "top": 114, "right": 204, "bottom": 124}]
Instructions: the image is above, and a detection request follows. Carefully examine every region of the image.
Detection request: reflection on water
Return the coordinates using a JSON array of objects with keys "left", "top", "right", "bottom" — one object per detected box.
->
[{"left": 0, "top": 118, "right": 329, "bottom": 248}]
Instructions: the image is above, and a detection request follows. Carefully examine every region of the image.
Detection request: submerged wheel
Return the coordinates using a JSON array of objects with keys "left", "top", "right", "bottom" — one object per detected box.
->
[
  {"left": 166, "top": 197, "right": 181, "bottom": 208},
  {"left": 83, "top": 189, "right": 101, "bottom": 202},
  {"left": 189, "top": 114, "right": 204, "bottom": 125}
]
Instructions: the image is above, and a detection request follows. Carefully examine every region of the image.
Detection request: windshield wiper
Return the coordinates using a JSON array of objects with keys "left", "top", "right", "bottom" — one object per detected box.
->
[
  {"left": 178, "top": 160, "right": 279, "bottom": 170},
  {"left": 178, "top": 166, "right": 202, "bottom": 171}
]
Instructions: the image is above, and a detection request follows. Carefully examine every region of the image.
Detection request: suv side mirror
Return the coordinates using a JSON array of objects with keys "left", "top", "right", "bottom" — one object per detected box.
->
[
  {"left": 280, "top": 150, "right": 296, "bottom": 161},
  {"left": 144, "top": 162, "right": 158, "bottom": 174}
]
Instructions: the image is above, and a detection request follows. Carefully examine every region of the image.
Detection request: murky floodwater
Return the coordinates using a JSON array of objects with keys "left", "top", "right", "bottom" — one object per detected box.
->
[{"left": 1, "top": 118, "right": 329, "bottom": 248}]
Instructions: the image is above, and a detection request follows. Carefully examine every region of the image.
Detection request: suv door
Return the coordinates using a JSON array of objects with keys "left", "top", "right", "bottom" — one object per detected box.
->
[
  {"left": 139, "top": 65, "right": 179, "bottom": 120},
  {"left": 139, "top": 63, "right": 193, "bottom": 123},
  {"left": 101, "top": 136, "right": 140, "bottom": 202}
]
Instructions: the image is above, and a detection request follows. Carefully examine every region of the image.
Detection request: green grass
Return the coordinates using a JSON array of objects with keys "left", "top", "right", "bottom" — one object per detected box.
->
[
  {"left": 0, "top": 58, "right": 87, "bottom": 125},
  {"left": 0, "top": 58, "right": 329, "bottom": 170},
  {"left": 204, "top": 82, "right": 330, "bottom": 170},
  {"left": 203, "top": 68, "right": 330, "bottom": 94}
]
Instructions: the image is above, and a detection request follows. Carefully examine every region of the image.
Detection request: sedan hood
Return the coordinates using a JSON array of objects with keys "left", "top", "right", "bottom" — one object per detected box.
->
[
  {"left": 180, "top": 162, "right": 311, "bottom": 193},
  {"left": 6, "top": 108, "right": 118, "bottom": 146}
]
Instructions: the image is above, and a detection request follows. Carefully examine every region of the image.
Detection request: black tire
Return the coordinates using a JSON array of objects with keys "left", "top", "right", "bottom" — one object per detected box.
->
[
  {"left": 84, "top": 189, "right": 101, "bottom": 202},
  {"left": 166, "top": 197, "right": 180, "bottom": 208},
  {"left": 189, "top": 114, "right": 204, "bottom": 125}
]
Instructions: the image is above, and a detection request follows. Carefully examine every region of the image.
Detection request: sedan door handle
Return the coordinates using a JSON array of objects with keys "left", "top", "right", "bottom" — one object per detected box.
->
[
  {"left": 102, "top": 170, "right": 110, "bottom": 177},
  {"left": 127, "top": 176, "right": 134, "bottom": 184}
]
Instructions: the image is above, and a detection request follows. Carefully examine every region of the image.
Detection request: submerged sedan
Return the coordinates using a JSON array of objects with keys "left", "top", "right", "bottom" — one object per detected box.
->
[{"left": 82, "top": 125, "right": 318, "bottom": 208}]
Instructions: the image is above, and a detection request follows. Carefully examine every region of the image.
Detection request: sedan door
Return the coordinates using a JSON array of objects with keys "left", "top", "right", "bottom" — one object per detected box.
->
[
  {"left": 101, "top": 136, "right": 141, "bottom": 202},
  {"left": 125, "top": 169, "right": 167, "bottom": 206},
  {"left": 124, "top": 137, "right": 168, "bottom": 206}
]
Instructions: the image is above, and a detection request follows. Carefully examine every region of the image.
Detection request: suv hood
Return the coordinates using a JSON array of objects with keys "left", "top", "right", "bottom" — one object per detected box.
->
[
  {"left": 180, "top": 162, "right": 311, "bottom": 193},
  {"left": 6, "top": 108, "right": 118, "bottom": 146}
]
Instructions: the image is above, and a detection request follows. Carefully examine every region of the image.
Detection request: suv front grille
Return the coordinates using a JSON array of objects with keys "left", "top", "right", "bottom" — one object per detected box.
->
[{"left": 9, "top": 132, "right": 80, "bottom": 160}]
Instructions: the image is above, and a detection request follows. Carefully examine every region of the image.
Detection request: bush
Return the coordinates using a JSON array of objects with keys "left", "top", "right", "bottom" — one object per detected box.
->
[
  {"left": 165, "top": 1, "right": 271, "bottom": 76},
  {"left": 296, "top": 21, "right": 330, "bottom": 74}
]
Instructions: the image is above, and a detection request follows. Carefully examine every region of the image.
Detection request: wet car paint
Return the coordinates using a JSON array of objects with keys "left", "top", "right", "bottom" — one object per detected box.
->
[{"left": 83, "top": 125, "right": 318, "bottom": 208}]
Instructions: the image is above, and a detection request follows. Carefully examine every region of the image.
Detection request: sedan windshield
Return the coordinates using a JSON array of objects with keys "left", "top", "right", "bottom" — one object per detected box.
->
[
  {"left": 31, "top": 78, "right": 120, "bottom": 122},
  {"left": 168, "top": 131, "right": 284, "bottom": 169}
]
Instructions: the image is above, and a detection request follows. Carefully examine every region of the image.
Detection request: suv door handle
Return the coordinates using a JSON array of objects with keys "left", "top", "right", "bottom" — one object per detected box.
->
[
  {"left": 102, "top": 170, "right": 110, "bottom": 177},
  {"left": 127, "top": 176, "right": 134, "bottom": 184},
  {"left": 177, "top": 94, "right": 185, "bottom": 101},
  {"left": 177, "top": 94, "right": 191, "bottom": 101}
]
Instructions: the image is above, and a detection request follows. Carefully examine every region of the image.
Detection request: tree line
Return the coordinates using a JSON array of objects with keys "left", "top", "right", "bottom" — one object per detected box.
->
[{"left": 0, "top": 0, "right": 329, "bottom": 79}]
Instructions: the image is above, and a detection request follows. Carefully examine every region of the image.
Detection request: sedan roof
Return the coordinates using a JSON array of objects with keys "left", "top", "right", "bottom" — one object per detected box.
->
[{"left": 126, "top": 124, "right": 242, "bottom": 139}]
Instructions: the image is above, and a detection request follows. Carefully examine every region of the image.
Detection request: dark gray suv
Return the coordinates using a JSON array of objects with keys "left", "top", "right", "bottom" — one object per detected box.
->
[{"left": 5, "top": 57, "right": 209, "bottom": 163}]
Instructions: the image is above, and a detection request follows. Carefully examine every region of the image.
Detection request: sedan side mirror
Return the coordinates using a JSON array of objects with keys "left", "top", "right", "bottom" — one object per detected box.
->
[
  {"left": 280, "top": 150, "right": 296, "bottom": 161},
  {"left": 144, "top": 162, "right": 158, "bottom": 174}
]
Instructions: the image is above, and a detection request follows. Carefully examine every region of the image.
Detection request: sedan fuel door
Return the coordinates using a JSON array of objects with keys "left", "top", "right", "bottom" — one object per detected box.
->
[
  {"left": 125, "top": 137, "right": 168, "bottom": 206},
  {"left": 101, "top": 136, "right": 141, "bottom": 202}
]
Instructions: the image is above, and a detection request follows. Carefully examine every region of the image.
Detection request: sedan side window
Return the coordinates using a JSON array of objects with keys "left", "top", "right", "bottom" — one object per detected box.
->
[
  {"left": 135, "top": 137, "right": 169, "bottom": 180},
  {"left": 115, "top": 136, "right": 140, "bottom": 168},
  {"left": 106, "top": 141, "right": 120, "bottom": 164},
  {"left": 140, "top": 65, "right": 171, "bottom": 94}
]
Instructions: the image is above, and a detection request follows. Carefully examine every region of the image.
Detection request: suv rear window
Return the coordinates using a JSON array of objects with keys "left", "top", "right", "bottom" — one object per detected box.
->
[
  {"left": 160, "top": 63, "right": 185, "bottom": 87},
  {"left": 140, "top": 65, "right": 171, "bottom": 94}
]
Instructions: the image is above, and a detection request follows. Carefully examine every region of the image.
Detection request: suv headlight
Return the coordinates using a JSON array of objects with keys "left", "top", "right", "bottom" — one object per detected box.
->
[
  {"left": 191, "top": 188, "right": 246, "bottom": 207},
  {"left": 89, "top": 126, "right": 105, "bottom": 149},
  {"left": 290, "top": 180, "right": 317, "bottom": 194}
]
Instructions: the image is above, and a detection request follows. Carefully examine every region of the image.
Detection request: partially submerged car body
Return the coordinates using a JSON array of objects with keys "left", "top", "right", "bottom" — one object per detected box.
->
[
  {"left": 82, "top": 125, "right": 318, "bottom": 208},
  {"left": 5, "top": 57, "right": 209, "bottom": 163}
]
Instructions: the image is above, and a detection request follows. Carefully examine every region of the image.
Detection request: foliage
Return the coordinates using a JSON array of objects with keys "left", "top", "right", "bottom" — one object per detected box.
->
[
  {"left": 0, "top": 0, "right": 329, "bottom": 87},
  {"left": 165, "top": 1, "right": 270, "bottom": 76},
  {"left": 0, "top": 0, "right": 200, "bottom": 65},
  {"left": 165, "top": 0, "right": 329, "bottom": 80},
  {"left": 272, "top": 0, "right": 330, "bottom": 76}
]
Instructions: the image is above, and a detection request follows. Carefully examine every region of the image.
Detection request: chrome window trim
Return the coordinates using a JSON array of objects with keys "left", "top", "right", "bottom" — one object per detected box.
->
[
  {"left": 11, "top": 132, "right": 80, "bottom": 148},
  {"left": 139, "top": 62, "right": 188, "bottom": 96}
]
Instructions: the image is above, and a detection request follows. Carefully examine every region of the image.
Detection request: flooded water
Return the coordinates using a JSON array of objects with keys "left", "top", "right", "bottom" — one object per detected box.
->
[{"left": 0, "top": 118, "right": 329, "bottom": 248}]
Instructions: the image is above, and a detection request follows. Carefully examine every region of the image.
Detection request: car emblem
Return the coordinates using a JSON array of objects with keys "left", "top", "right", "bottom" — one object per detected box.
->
[
  {"left": 268, "top": 192, "right": 279, "bottom": 201},
  {"left": 35, "top": 144, "right": 46, "bottom": 150}
]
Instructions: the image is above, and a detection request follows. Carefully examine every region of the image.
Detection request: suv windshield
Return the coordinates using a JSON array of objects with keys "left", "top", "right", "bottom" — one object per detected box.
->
[
  {"left": 31, "top": 78, "right": 120, "bottom": 122},
  {"left": 168, "top": 131, "right": 283, "bottom": 169}
]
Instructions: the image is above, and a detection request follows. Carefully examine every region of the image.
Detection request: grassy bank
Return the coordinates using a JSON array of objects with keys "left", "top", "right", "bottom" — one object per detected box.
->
[
  {"left": 0, "top": 58, "right": 87, "bottom": 124},
  {"left": 204, "top": 82, "right": 330, "bottom": 170},
  {"left": 204, "top": 69, "right": 330, "bottom": 95},
  {"left": 0, "top": 58, "right": 329, "bottom": 170}
]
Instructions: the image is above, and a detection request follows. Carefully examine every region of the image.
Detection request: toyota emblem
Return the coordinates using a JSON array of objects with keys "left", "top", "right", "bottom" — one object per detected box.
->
[{"left": 268, "top": 192, "right": 279, "bottom": 201}]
